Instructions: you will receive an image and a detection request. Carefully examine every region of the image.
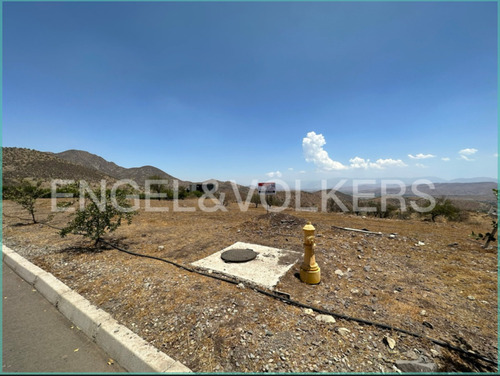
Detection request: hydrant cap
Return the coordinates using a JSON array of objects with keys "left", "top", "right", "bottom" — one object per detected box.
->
[{"left": 303, "top": 221, "right": 315, "bottom": 232}]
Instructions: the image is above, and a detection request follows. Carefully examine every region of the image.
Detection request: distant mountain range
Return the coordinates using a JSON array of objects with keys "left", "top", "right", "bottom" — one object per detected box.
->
[{"left": 2, "top": 147, "right": 497, "bottom": 205}]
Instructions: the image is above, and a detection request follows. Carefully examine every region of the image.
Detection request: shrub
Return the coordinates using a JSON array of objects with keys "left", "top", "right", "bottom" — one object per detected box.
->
[
  {"left": 4, "top": 179, "right": 47, "bottom": 223},
  {"left": 59, "top": 188, "right": 136, "bottom": 247},
  {"left": 429, "top": 197, "right": 461, "bottom": 222}
]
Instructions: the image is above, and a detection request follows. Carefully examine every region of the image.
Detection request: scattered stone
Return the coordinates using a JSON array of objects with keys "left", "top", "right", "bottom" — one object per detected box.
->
[
  {"left": 395, "top": 356, "right": 437, "bottom": 373},
  {"left": 392, "top": 365, "right": 402, "bottom": 373},
  {"left": 422, "top": 321, "right": 434, "bottom": 329},
  {"left": 363, "top": 289, "right": 371, "bottom": 296},
  {"left": 384, "top": 336, "right": 396, "bottom": 349},
  {"left": 403, "top": 350, "right": 419, "bottom": 360},
  {"left": 158, "top": 245, "right": 164, "bottom": 251},
  {"left": 336, "top": 328, "right": 351, "bottom": 337},
  {"left": 430, "top": 349, "right": 440, "bottom": 358},
  {"left": 237, "top": 283, "right": 245, "bottom": 289},
  {"left": 388, "top": 234, "right": 397, "bottom": 239},
  {"left": 467, "top": 295, "right": 475, "bottom": 300},
  {"left": 394, "top": 286, "right": 403, "bottom": 292},
  {"left": 265, "top": 329, "right": 274, "bottom": 336},
  {"left": 364, "top": 265, "right": 371, "bottom": 272},
  {"left": 415, "top": 241, "right": 425, "bottom": 246},
  {"left": 303, "top": 308, "right": 314, "bottom": 315},
  {"left": 420, "top": 309, "right": 427, "bottom": 316},
  {"left": 350, "top": 288, "right": 360, "bottom": 295},
  {"left": 315, "top": 314, "right": 336, "bottom": 324},
  {"left": 447, "top": 242, "right": 459, "bottom": 247},
  {"left": 334, "top": 269, "right": 344, "bottom": 277}
]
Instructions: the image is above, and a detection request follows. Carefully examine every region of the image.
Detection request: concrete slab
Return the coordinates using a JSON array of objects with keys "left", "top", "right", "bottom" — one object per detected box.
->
[{"left": 191, "top": 242, "right": 301, "bottom": 289}]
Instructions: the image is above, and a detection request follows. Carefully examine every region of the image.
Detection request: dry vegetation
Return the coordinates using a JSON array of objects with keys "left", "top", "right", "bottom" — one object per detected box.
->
[{"left": 2, "top": 197, "right": 498, "bottom": 373}]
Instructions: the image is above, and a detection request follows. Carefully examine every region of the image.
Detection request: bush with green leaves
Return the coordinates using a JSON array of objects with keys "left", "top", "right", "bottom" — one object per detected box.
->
[
  {"left": 4, "top": 179, "right": 48, "bottom": 223},
  {"left": 60, "top": 188, "right": 136, "bottom": 247},
  {"left": 428, "top": 197, "right": 461, "bottom": 222}
]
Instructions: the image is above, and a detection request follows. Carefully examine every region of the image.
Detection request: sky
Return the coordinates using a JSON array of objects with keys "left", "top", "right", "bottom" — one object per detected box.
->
[{"left": 3, "top": 1, "right": 498, "bottom": 187}]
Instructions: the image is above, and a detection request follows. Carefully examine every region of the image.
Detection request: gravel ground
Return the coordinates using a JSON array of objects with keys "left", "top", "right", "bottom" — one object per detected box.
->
[{"left": 2, "top": 199, "right": 498, "bottom": 373}]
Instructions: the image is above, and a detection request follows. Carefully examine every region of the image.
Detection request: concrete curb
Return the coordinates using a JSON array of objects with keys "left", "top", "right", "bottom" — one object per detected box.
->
[{"left": 2, "top": 244, "right": 192, "bottom": 373}]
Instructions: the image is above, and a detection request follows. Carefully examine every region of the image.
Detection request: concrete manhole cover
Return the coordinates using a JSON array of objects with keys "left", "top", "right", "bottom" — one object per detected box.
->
[{"left": 221, "top": 248, "right": 257, "bottom": 263}]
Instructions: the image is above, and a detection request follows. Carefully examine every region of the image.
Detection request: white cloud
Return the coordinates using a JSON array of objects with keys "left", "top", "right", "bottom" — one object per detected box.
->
[
  {"left": 302, "top": 131, "right": 348, "bottom": 171},
  {"left": 408, "top": 153, "right": 436, "bottom": 159},
  {"left": 459, "top": 148, "right": 478, "bottom": 161},
  {"left": 373, "top": 158, "right": 407, "bottom": 169},
  {"left": 459, "top": 148, "right": 478, "bottom": 155},
  {"left": 302, "top": 131, "right": 408, "bottom": 172},
  {"left": 441, "top": 157, "right": 450, "bottom": 161},
  {"left": 266, "top": 171, "right": 282, "bottom": 178},
  {"left": 288, "top": 167, "right": 294, "bottom": 171},
  {"left": 416, "top": 163, "right": 428, "bottom": 168},
  {"left": 349, "top": 156, "right": 407, "bottom": 169}
]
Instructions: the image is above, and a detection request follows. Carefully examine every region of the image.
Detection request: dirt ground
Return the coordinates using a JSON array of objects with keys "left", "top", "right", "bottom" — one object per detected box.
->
[{"left": 2, "top": 197, "right": 498, "bottom": 373}]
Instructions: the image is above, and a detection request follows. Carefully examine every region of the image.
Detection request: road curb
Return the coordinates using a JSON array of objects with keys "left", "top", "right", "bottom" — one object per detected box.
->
[{"left": 2, "top": 244, "right": 192, "bottom": 373}]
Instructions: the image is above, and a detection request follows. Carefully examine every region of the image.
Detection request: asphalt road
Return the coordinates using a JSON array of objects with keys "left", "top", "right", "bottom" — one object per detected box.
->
[{"left": 2, "top": 262, "right": 127, "bottom": 373}]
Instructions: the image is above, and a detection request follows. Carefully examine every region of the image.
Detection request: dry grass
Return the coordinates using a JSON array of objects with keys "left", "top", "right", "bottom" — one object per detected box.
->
[{"left": 2, "top": 198, "right": 498, "bottom": 372}]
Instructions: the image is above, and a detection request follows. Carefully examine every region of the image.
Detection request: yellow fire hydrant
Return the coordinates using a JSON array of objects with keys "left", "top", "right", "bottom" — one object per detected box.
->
[{"left": 300, "top": 221, "right": 321, "bottom": 284}]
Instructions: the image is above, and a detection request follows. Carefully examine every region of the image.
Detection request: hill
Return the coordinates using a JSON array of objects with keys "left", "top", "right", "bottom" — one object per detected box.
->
[
  {"left": 54, "top": 149, "right": 183, "bottom": 187},
  {"left": 2, "top": 147, "right": 115, "bottom": 187}
]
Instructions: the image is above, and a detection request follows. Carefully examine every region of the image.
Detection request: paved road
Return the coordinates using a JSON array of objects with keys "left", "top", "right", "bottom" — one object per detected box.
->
[{"left": 2, "top": 262, "right": 127, "bottom": 373}]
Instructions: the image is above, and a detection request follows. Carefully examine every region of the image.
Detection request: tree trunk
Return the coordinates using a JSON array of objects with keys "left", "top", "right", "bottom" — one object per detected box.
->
[{"left": 484, "top": 224, "right": 498, "bottom": 249}]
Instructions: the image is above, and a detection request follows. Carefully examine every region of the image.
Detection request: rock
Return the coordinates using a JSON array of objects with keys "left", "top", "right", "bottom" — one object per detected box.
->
[
  {"left": 265, "top": 329, "right": 274, "bottom": 336},
  {"left": 388, "top": 234, "right": 397, "bottom": 239},
  {"left": 384, "top": 336, "right": 396, "bottom": 349},
  {"left": 415, "top": 241, "right": 425, "bottom": 246},
  {"left": 403, "top": 350, "right": 419, "bottom": 360},
  {"left": 334, "top": 269, "right": 344, "bottom": 277},
  {"left": 422, "top": 321, "right": 434, "bottom": 329},
  {"left": 467, "top": 295, "right": 475, "bottom": 300},
  {"left": 237, "top": 283, "right": 245, "bottom": 289},
  {"left": 447, "top": 242, "right": 458, "bottom": 247},
  {"left": 420, "top": 309, "right": 427, "bottom": 316},
  {"left": 395, "top": 356, "right": 437, "bottom": 373},
  {"left": 363, "top": 289, "right": 371, "bottom": 296},
  {"left": 158, "top": 245, "right": 164, "bottom": 251},
  {"left": 336, "top": 328, "right": 351, "bottom": 337},
  {"left": 315, "top": 314, "right": 336, "bottom": 324},
  {"left": 303, "top": 308, "right": 314, "bottom": 315},
  {"left": 430, "top": 349, "right": 439, "bottom": 358},
  {"left": 350, "top": 288, "right": 360, "bottom": 295},
  {"left": 364, "top": 265, "right": 371, "bottom": 272}
]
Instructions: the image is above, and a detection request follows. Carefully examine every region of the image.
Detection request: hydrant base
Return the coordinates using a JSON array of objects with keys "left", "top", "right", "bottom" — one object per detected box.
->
[{"left": 300, "top": 267, "right": 321, "bottom": 285}]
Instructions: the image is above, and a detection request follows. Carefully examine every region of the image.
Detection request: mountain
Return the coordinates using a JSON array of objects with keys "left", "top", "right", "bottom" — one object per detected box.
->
[
  {"left": 2, "top": 147, "right": 115, "bottom": 186},
  {"left": 54, "top": 149, "right": 184, "bottom": 187},
  {"left": 342, "top": 181, "right": 498, "bottom": 205}
]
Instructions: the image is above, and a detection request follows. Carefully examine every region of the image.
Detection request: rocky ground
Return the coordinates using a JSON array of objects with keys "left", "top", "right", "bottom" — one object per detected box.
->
[{"left": 2, "top": 198, "right": 498, "bottom": 373}]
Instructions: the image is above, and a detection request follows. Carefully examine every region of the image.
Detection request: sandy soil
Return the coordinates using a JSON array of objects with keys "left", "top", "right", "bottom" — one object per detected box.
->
[{"left": 2, "top": 198, "right": 498, "bottom": 373}]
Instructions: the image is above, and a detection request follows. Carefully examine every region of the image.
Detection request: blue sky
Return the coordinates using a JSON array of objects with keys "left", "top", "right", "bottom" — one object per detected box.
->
[{"left": 3, "top": 1, "right": 498, "bottom": 186}]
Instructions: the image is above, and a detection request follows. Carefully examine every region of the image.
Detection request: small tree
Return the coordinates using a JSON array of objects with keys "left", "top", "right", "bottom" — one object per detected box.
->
[
  {"left": 148, "top": 175, "right": 172, "bottom": 200},
  {"left": 60, "top": 189, "right": 136, "bottom": 247},
  {"left": 429, "top": 197, "right": 461, "bottom": 222},
  {"left": 483, "top": 189, "right": 498, "bottom": 248},
  {"left": 5, "top": 179, "right": 47, "bottom": 223},
  {"left": 251, "top": 193, "right": 261, "bottom": 208}
]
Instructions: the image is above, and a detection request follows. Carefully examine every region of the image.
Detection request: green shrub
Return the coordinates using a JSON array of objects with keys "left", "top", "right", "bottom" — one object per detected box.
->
[
  {"left": 4, "top": 179, "right": 47, "bottom": 223},
  {"left": 60, "top": 188, "right": 136, "bottom": 247}
]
